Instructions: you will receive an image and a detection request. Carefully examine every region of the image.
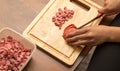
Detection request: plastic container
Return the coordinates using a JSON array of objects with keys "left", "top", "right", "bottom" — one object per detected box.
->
[{"left": 0, "top": 27, "right": 36, "bottom": 71}]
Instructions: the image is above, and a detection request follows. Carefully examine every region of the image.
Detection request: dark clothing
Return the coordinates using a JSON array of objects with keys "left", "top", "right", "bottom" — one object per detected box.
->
[{"left": 87, "top": 14, "right": 120, "bottom": 71}]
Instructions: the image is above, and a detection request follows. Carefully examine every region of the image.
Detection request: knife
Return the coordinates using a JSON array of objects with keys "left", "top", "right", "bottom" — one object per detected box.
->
[{"left": 77, "top": 13, "right": 103, "bottom": 29}]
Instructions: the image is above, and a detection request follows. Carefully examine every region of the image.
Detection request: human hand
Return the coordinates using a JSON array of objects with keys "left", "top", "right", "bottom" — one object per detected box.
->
[
  {"left": 98, "top": 0, "right": 120, "bottom": 15},
  {"left": 64, "top": 25, "right": 111, "bottom": 47}
]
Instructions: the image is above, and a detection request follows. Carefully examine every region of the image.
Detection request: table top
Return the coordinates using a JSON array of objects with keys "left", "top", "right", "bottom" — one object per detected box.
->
[{"left": 0, "top": 0, "right": 115, "bottom": 71}]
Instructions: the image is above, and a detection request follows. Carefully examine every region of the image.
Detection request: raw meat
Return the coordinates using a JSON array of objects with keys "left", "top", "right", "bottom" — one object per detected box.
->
[
  {"left": 0, "top": 36, "right": 31, "bottom": 71},
  {"left": 63, "top": 24, "right": 77, "bottom": 39},
  {"left": 52, "top": 7, "right": 74, "bottom": 29}
]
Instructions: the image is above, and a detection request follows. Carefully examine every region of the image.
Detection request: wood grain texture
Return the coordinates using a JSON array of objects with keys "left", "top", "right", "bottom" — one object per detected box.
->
[{"left": 23, "top": 0, "right": 103, "bottom": 66}]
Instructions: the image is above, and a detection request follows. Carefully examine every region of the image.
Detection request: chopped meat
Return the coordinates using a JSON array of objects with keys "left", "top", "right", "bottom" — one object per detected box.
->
[
  {"left": 63, "top": 24, "right": 77, "bottom": 39},
  {"left": 0, "top": 36, "right": 31, "bottom": 71},
  {"left": 52, "top": 7, "right": 74, "bottom": 29}
]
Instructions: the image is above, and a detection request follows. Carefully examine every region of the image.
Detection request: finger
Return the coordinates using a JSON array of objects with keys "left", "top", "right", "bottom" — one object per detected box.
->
[
  {"left": 69, "top": 40, "right": 89, "bottom": 46},
  {"left": 105, "top": 11, "right": 120, "bottom": 16},
  {"left": 66, "top": 27, "right": 89, "bottom": 38},
  {"left": 66, "top": 34, "right": 86, "bottom": 43},
  {"left": 66, "top": 34, "right": 91, "bottom": 43},
  {"left": 98, "top": 7, "right": 108, "bottom": 14},
  {"left": 69, "top": 39, "right": 93, "bottom": 46},
  {"left": 98, "top": 1, "right": 108, "bottom": 14}
]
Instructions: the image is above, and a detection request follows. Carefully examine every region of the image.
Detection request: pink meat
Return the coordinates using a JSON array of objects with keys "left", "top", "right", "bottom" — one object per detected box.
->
[
  {"left": 52, "top": 7, "right": 74, "bottom": 29},
  {"left": 63, "top": 24, "right": 77, "bottom": 39},
  {"left": 0, "top": 36, "right": 31, "bottom": 71}
]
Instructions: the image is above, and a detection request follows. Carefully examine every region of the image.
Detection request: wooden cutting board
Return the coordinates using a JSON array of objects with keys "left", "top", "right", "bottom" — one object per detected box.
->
[{"left": 23, "top": 0, "right": 103, "bottom": 66}]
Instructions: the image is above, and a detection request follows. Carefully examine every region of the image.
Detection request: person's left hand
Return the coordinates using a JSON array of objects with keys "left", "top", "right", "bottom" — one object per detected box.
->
[{"left": 64, "top": 25, "right": 111, "bottom": 47}]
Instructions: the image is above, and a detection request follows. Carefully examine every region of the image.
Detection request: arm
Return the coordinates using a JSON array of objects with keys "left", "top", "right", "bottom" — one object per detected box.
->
[
  {"left": 107, "top": 26, "right": 120, "bottom": 42},
  {"left": 65, "top": 25, "right": 120, "bottom": 46}
]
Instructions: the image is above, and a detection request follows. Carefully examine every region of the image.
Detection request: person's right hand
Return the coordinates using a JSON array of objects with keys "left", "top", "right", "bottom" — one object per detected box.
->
[{"left": 98, "top": 0, "right": 120, "bottom": 15}]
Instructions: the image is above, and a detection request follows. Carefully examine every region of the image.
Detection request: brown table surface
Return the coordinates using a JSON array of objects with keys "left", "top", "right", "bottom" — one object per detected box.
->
[{"left": 0, "top": 0, "right": 115, "bottom": 71}]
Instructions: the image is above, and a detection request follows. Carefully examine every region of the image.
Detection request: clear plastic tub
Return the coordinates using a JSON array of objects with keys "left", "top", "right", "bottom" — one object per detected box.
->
[{"left": 0, "top": 27, "right": 36, "bottom": 71}]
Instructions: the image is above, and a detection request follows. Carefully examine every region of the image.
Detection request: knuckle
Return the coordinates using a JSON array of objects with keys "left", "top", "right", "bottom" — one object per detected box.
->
[{"left": 87, "top": 32, "right": 95, "bottom": 38}]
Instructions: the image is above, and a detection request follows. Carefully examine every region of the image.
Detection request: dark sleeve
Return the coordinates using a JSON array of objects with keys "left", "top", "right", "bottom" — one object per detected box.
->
[{"left": 87, "top": 13, "right": 120, "bottom": 71}]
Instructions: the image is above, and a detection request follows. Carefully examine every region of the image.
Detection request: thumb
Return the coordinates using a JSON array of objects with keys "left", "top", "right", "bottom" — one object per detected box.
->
[
  {"left": 98, "top": 7, "right": 108, "bottom": 14},
  {"left": 98, "top": 0, "right": 108, "bottom": 15},
  {"left": 98, "top": 7, "right": 112, "bottom": 16}
]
